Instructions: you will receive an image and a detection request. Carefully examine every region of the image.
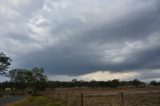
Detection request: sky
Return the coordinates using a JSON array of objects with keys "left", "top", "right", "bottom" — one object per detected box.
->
[{"left": 0, "top": 0, "right": 160, "bottom": 81}]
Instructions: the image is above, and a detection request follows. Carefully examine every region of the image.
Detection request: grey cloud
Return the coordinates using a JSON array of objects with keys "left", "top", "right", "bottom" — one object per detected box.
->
[{"left": 0, "top": 0, "right": 160, "bottom": 78}]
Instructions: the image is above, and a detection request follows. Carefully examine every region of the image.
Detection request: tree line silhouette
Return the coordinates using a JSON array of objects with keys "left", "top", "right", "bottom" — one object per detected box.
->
[{"left": 0, "top": 78, "right": 160, "bottom": 90}]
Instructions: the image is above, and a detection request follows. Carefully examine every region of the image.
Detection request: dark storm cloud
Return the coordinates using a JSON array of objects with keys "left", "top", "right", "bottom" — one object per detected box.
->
[
  {"left": 76, "top": 6, "right": 160, "bottom": 43},
  {"left": 0, "top": 0, "right": 160, "bottom": 79}
]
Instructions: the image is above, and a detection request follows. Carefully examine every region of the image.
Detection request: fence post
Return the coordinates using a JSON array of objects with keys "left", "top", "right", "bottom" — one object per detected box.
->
[
  {"left": 120, "top": 92, "right": 124, "bottom": 106},
  {"left": 81, "top": 93, "right": 84, "bottom": 106},
  {"left": 65, "top": 93, "right": 68, "bottom": 106}
]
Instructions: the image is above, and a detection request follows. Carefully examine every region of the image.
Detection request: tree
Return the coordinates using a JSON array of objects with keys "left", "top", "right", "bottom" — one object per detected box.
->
[
  {"left": 132, "top": 79, "right": 141, "bottom": 87},
  {"left": 72, "top": 79, "right": 78, "bottom": 83},
  {"left": 31, "top": 67, "right": 48, "bottom": 90},
  {"left": 108, "top": 79, "right": 120, "bottom": 88},
  {"left": 9, "top": 69, "right": 29, "bottom": 89},
  {"left": 150, "top": 80, "right": 159, "bottom": 86},
  {"left": 9, "top": 67, "right": 47, "bottom": 91},
  {"left": 0, "top": 52, "right": 11, "bottom": 75}
]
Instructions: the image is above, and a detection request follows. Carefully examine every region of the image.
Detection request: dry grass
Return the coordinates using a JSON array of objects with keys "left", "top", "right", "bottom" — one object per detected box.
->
[
  {"left": 6, "top": 96, "right": 65, "bottom": 106},
  {"left": 42, "top": 87, "right": 160, "bottom": 106},
  {"left": 124, "top": 93, "right": 160, "bottom": 106}
]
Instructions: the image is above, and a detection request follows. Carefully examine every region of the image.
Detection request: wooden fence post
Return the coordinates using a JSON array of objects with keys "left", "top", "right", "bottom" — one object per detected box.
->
[
  {"left": 65, "top": 93, "right": 68, "bottom": 106},
  {"left": 120, "top": 92, "right": 124, "bottom": 106},
  {"left": 81, "top": 93, "right": 84, "bottom": 106}
]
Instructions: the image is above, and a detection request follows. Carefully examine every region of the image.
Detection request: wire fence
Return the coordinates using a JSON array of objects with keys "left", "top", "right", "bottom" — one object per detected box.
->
[{"left": 41, "top": 91, "right": 160, "bottom": 106}]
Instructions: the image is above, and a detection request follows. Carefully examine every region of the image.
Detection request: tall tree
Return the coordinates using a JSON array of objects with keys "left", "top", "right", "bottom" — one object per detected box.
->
[
  {"left": 9, "top": 69, "right": 28, "bottom": 89},
  {"left": 0, "top": 52, "right": 11, "bottom": 75},
  {"left": 9, "top": 68, "right": 47, "bottom": 91},
  {"left": 31, "top": 67, "right": 48, "bottom": 90}
]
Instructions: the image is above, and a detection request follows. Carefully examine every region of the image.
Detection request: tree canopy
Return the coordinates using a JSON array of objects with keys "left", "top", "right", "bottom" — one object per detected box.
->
[
  {"left": 9, "top": 67, "right": 47, "bottom": 90},
  {"left": 0, "top": 52, "right": 11, "bottom": 75}
]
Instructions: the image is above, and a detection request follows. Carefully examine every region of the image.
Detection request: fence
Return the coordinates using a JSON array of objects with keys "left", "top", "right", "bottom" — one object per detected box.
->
[{"left": 41, "top": 91, "right": 160, "bottom": 106}]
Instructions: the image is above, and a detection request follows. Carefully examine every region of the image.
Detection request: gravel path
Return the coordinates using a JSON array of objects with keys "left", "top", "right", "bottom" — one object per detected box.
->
[{"left": 0, "top": 96, "right": 24, "bottom": 106}]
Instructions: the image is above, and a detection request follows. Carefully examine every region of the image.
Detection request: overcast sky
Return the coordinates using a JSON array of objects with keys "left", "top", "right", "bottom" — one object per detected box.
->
[{"left": 0, "top": 0, "right": 160, "bottom": 81}]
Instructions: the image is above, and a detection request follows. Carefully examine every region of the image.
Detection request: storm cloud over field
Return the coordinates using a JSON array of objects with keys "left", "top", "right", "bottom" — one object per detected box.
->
[{"left": 0, "top": 0, "right": 160, "bottom": 81}]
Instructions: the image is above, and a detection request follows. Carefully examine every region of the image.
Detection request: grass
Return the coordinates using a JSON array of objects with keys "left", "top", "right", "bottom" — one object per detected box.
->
[{"left": 6, "top": 96, "right": 65, "bottom": 106}]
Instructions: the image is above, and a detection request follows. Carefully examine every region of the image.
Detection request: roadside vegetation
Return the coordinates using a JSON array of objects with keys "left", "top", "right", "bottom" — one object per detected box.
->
[{"left": 6, "top": 96, "right": 65, "bottom": 106}]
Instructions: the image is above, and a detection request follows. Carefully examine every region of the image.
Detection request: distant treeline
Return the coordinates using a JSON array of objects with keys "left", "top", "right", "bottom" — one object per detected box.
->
[
  {"left": 0, "top": 79, "right": 160, "bottom": 90},
  {"left": 46, "top": 79, "right": 160, "bottom": 88}
]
